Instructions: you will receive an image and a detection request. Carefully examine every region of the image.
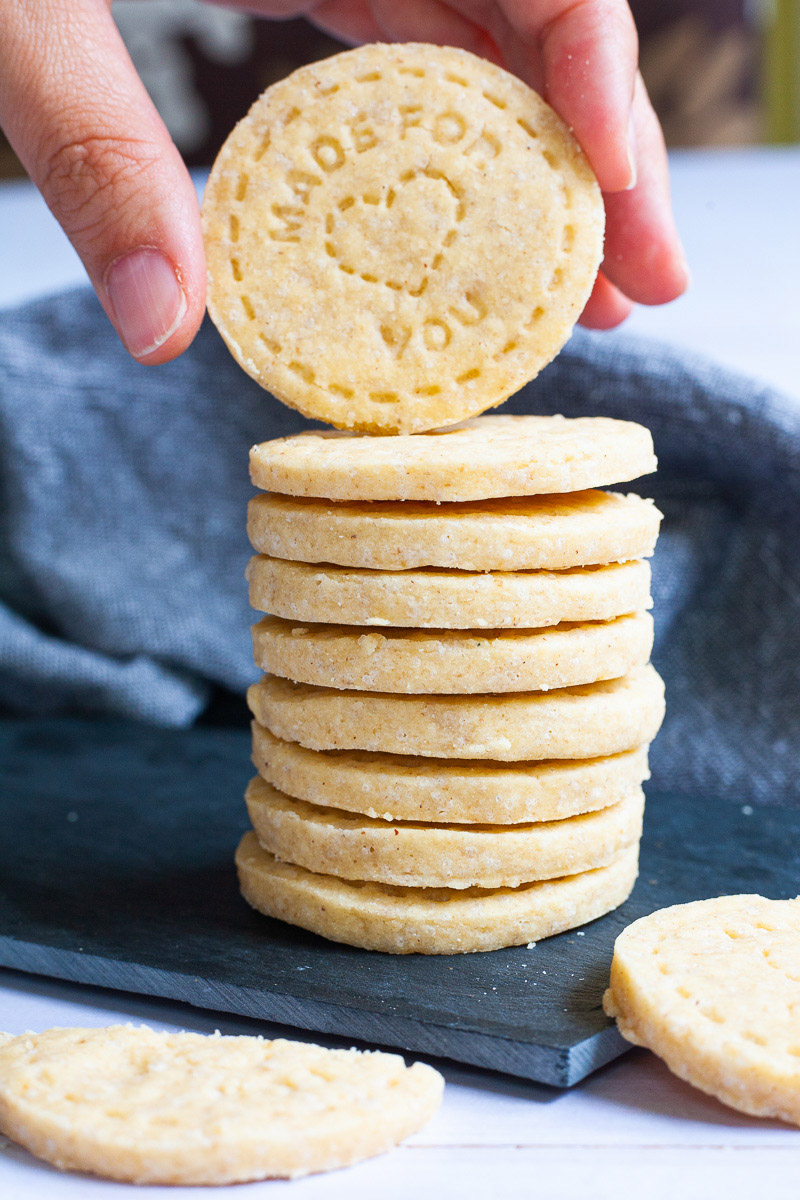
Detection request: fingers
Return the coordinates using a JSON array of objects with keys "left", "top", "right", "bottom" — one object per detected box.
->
[
  {"left": 496, "top": 0, "right": 638, "bottom": 193},
  {"left": 0, "top": 0, "right": 204, "bottom": 363},
  {"left": 578, "top": 271, "right": 633, "bottom": 328},
  {"left": 358, "top": 0, "right": 501, "bottom": 59},
  {"left": 308, "top": 0, "right": 387, "bottom": 42},
  {"left": 601, "top": 74, "right": 689, "bottom": 305}
]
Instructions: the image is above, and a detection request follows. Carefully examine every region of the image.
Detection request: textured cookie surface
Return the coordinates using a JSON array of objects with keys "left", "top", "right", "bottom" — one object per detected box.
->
[
  {"left": 248, "top": 490, "right": 662, "bottom": 571},
  {"left": 237, "top": 833, "right": 639, "bottom": 953},
  {"left": 604, "top": 895, "right": 800, "bottom": 1126},
  {"left": 247, "top": 555, "right": 652, "bottom": 630},
  {"left": 203, "top": 44, "right": 603, "bottom": 433},
  {"left": 251, "top": 612, "right": 653, "bottom": 694},
  {"left": 249, "top": 416, "right": 654, "bottom": 500},
  {"left": 0, "top": 1025, "right": 443, "bottom": 1184},
  {"left": 246, "top": 776, "right": 643, "bottom": 888},
  {"left": 248, "top": 664, "right": 665, "bottom": 760},
  {"left": 252, "top": 725, "right": 651, "bottom": 823}
]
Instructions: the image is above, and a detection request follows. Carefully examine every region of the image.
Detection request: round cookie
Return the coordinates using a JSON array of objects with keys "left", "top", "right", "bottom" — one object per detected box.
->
[
  {"left": 604, "top": 895, "right": 800, "bottom": 1126},
  {"left": 245, "top": 776, "right": 644, "bottom": 889},
  {"left": 247, "top": 664, "right": 665, "bottom": 761},
  {"left": 252, "top": 725, "right": 651, "bottom": 824},
  {"left": 237, "top": 833, "right": 639, "bottom": 954},
  {"left": 0, "top": 1025, "right": 442, "bottom": 1184},
  {"left": 249, "top": 416, "right": 655, "bottom": 501},
  {"left": 251, "top": 612, "right": 654, "bottom": 694},
  {"left": 203, "top": 44, "right": 603, "bottom": 434},
  {"left": 247, "top": 555, "right": 652, "bottom": 630},
  {"left": 248, "top": 490, "right": 662, "bottom": 571}
]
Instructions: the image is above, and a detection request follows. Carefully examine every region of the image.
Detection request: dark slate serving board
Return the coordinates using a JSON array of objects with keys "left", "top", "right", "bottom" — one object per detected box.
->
[{"left": 1, "top": 717, "right": 798, "bottom": 1088}]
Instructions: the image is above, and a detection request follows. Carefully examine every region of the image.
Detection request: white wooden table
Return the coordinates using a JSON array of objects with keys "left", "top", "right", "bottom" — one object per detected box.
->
[{"left": 1, "top": 148, "right": 799, "bottom": 1198}]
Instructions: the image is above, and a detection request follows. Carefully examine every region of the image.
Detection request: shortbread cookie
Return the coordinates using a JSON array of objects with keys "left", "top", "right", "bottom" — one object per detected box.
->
[
  {"left": 0, "top": 1025, "right": 443, "bottom": 1184},
  {"left": 237, "top": 833, "right": 639, "bottom": 953},
  {"left": 245, "top": 776, "right": 644, "bottom": 889},
  {"left": 249, "top": 416, "right": 655, "bottom": 501},
  {"left": 248, "top": 664, "right": 665, "bottom": 760},
  {"left": 252, "top": 725, "right": 651, "bottom": 823},
  {"left": 604, "top": 896, "right": 800, "bottom": 1126},
  {"left": 251, "top": 612, "right": 654, "bottom": 694},
  {"left": 248, "top": 490, "right": 662, "bottom": 571},
  {"left": 247, "top": 555, "right": 652, "bottom": 630},
  {"left": 203, "top": 44, "right": 603, "bottom": 433}
]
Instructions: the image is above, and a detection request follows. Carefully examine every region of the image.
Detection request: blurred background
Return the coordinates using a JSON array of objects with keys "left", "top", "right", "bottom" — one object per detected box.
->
[{"left": 0, "top": 0, "right": 798, "bottom": 181}]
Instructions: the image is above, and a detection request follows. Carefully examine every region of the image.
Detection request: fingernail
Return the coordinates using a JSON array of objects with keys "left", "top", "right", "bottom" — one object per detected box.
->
[
  {"left": 106, "top": 248, "right": 187, "bottom": 358},
  {"left": 625, "top": 112, "right": 637, "bottom": 191}
]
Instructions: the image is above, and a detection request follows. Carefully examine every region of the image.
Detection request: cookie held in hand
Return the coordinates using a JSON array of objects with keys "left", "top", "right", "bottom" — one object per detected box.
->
[{"left": 203, "top": 43, "right": 603, "bottom": 432}]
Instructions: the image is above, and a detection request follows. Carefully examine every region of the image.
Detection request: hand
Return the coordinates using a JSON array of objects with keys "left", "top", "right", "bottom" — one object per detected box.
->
[{"left": 0, "top": 0, "right": 688, "bottom": 363}]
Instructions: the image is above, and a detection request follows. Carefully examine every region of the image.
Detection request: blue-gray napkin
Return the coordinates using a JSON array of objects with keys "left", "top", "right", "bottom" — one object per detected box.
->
[{"left": 1, "top": 287, "right": 798, "bottom": 804}]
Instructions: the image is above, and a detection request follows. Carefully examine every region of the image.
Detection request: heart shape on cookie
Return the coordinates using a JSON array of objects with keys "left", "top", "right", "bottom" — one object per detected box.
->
[{"left": 326, "top": 169, "right": 464, "bottom": 296}]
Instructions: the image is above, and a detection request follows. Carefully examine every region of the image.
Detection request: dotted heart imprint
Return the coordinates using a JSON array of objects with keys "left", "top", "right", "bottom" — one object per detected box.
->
[{"left": 324, "top": 167, "right": 466, "bottom": 298}]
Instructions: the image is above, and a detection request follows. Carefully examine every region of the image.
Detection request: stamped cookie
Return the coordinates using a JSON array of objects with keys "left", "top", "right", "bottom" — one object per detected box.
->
[
  {"left": 247, "top": 556, "right": 652, "bottom": 630},
  {"left": 251, "top": 612, "right": 653, "bottom": 694},
  {"left": 249, "top": 417, "right": 655, "bottom": 501},
  {"left": 248, "top": 490, "right": 662, "bottom": 572},
  {"left": 248, "top": 664, "right": 665, "bottom": 761},
  {"left": 252, "top": 725, "right": 651, "bottom": 824},
  {"left": 0, "top": 1025, "right": 443, "bottom": 1184},
  {"left": 237, "top": 833, "right": 639, "bottom": 953},
  {"left": 203, "top": 44, "right": 603, "bottom": 433},
  {"left": 603, "top": 896, "right": 800, "bottom": 1126},
  {"left": 245, "top": 776, "right": 643, "bottom": 889}
]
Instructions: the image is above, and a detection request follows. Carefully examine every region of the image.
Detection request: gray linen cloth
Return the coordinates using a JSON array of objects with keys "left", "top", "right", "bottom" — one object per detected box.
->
[{"left": 1, "top": 287, "right": 798, "bottom": 804}]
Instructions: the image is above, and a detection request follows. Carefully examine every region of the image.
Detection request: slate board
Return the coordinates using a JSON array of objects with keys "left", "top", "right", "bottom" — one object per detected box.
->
[{"left": 1, "top": 717, "right": 798, "bottom": 1088}]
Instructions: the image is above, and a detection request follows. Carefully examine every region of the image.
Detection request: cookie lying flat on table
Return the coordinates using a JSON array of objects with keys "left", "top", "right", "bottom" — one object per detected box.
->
[
  {"left": 604, "top": 895, "right": 800, "bottom": 1126},
  {"left": 203, "top": 44, "right": 603, "bottom": 433},
  {"left": 237, "top": 834, "right": 639, "bottom": 954},
  {"left": 249, "top": 416, "right": 655, "bottom": 501},
  {"left": 247, "top": 556, "right": 652, "bottom": 631},
  {"left": 248, "top": 665, "right": 665, "bottom": 761},
  {"left": 251, "top": 612, "right": 654, "bottom": 694},
  {"left": 0, "top": 1025, "right": 443, "bottom": 1184},
  {"left": 252, "top": 726, "right": 651, "bottom": 824},
  {"left": 247, "top": 490, "right": 662, "bottom": 572},
  {"left": 245, "top": 776, "right": 644, "bottom": 888}
]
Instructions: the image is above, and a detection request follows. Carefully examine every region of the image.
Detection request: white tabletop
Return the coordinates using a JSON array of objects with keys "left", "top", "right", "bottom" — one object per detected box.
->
[{"left": 2, "top": 148, "right": 800, "bottom": 1197}]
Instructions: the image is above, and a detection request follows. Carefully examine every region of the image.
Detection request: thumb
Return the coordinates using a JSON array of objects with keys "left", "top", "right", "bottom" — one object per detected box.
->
[{"left": 0, "top": 0, "right": 205, "bottom": 363}]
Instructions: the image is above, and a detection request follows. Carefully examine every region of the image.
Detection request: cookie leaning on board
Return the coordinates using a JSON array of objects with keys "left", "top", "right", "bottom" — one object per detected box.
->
[
  {"left": 202, "top": 43, "right": 604, "bottom": 434},
  {"left": 604, "top": 896, "right": 800, "bottom": 1127}
]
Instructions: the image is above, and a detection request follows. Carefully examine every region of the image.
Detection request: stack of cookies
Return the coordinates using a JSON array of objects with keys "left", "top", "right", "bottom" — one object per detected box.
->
[
  {"left": 201, "top": 42, "right": 666, "bottom": 952},
  {"left": 235, "top": 416, "right": 665, "bottom": 954}
]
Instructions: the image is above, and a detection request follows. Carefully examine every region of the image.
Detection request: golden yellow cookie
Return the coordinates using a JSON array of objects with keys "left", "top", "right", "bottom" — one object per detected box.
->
[
  {"left": 252, "top": 724, "right": 651, "bottom": 823},
  {"left": 248, "top": 490, "right": 662, "bottom": 571},
  {"left": 245, "top": 776, "right": 644, "bottom": 889},
  {"left": 247, "top": 555, "right": 652, "bottom": 630},
  {"left": 604, "top": 895, "right": 800, "bottom": 1126},
  {"left": 251, "top": 612, "right": 654, "bottom": 694},
  {"left": 0, "top": 1025, "right": 443, "bottom": 1184},
  {"left": 249, "top": 416, "right": 655, "bottom": 501},
  {"left": 237, "top": 833, "right": 639, "bottom": 953},
  {"left": 203, "top": 44, "right": 603, "bottom": 433},
  {"left": 247, "top": 664, "right": 665, "bottom": 761}
]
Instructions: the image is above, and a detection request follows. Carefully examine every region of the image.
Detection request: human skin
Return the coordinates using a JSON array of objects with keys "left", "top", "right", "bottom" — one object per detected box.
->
[{"left": 0, "top": 0, "right": 687, "bottom": 364}]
